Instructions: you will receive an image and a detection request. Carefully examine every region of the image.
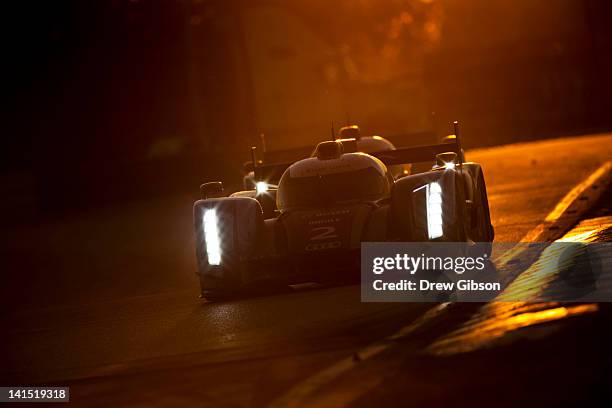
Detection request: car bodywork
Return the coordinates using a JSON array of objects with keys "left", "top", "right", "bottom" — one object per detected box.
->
[{"left": 194, "top": 125, "right": 494, "bottom": 299}]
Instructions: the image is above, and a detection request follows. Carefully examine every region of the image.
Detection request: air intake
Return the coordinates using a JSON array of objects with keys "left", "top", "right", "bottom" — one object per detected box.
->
[{"left": 314, "top": 141, "right": 344, "bottom": 160}]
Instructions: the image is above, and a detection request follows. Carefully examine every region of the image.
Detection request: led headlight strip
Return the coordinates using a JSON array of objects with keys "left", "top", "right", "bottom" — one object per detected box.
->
[
  {"left": 427, "top": 182, "right": 444, "bottom": 239},
  {"left": 203, "top": 209, "right": 222, "bottom": 265},
  {"left": 415, "top": 181, "right": 444, "bottom": 239}
]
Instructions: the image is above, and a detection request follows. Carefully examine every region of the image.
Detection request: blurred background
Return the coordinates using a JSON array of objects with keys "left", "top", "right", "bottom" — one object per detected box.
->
[{"left": 3, "top": 0, "right": 611, "bottom": 220}]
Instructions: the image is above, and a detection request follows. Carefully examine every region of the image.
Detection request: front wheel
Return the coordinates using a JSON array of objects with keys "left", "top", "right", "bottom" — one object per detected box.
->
[
  {"left": 199, "top": 273, "right": 241, "bottom": 302},
  {"left": 467, "top": 172, "right": 494, "bottom": 257},
  {"left": 470, "top": 172, "right": 494, "bottom": 242}
]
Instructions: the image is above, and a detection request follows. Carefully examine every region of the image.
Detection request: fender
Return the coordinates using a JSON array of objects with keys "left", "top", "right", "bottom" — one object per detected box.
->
[
  {"left": 194, "top": 197, "right": 264, "bottom": 279},
  {"left": 391, "top": 169, "right": 461, "bottom": 241}
]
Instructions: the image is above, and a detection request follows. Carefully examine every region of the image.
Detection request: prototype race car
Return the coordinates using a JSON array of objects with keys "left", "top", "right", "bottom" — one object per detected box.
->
[{"left": 194, "top": 122, "right": 494, "bottom": 300}]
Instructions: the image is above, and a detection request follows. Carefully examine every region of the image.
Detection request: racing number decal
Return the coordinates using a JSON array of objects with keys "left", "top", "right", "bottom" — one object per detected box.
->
[
  {"left": 304, "top": 210, "right": 351, "bottom": 251},
  {"left": 306, "top": 226, "right": 342, "bottom": 250},
  {"left": 310, "top": 226, "right": 339, "bottom": 241}
]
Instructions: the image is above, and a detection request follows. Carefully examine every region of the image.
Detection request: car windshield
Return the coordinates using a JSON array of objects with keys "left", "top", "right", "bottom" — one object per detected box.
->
[{"left": 277, "top": 166, "right": 390, "bottom": 210}]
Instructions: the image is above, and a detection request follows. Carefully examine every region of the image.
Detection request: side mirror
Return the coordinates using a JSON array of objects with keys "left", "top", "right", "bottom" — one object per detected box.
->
[{"left": 200, "top": 182, "right": 223, "bottom": 199}]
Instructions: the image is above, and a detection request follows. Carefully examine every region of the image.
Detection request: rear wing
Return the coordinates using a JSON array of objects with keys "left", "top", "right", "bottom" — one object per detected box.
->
[
  {"left": 253, "top": 122, "right": 462, "bottom": 183},
  {"left": 382, "top": 130, "right": 437, "bottom": 149},
  {"left": 261, "top": 145, "right": 314, "bottom": 163},
  {"left": 255, "top": 137, "right": 461, "bottom": 183},
  {"left": 254, "top": 130, "right": 437, "bottom": 164},
  {"left": 370, "top": 137, "right": 461, "bottom": 166}
]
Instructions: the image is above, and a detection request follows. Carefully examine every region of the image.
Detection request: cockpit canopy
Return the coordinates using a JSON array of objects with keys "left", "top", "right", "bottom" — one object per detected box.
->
[{"left": 276, "top": 150, "right": 391, "bottom": 211}]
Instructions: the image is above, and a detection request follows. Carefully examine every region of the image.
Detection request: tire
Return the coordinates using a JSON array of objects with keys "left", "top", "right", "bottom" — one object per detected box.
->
[
  {"left": 199, "top": 273, "right": 240, "bottom": 302},
  {"left": 469, "top": 172, "right": 494, "bottom": 257},
  {"left": 453, "top": 174, "right": 469, "bottom": 242},
  {"left": 472, "top": 172, "right": 494, "bottom": 242},
  {"left": 201, "top": 289, "right": 233, "bottom": 302}
]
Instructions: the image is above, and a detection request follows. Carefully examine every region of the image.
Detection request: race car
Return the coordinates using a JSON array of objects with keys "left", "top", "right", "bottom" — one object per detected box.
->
[{"left": 194, "top": 122, "right": 494, "bottom": 300}]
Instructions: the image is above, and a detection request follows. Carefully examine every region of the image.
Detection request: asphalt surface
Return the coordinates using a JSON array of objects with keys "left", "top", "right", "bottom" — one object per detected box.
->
[
  {"left": 1, "top": 133, "right": 611, "bottom": 406},
  {"left": 348, "top": 214, "right": 612, "bottom": 408}
]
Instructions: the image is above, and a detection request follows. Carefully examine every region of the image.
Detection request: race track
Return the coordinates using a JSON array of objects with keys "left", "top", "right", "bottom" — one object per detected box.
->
[{"left": 2, "top": 133, "right": 611, "bottom": 406}]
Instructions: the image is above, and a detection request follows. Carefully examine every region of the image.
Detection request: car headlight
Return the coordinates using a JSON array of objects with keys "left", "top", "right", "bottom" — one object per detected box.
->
[
  {"left": 203, "top": 209, "right": 221, "bottom": 265},
  {"left": 413, "top": 181, "right": 444, "bottom": 239},
  {"left": 256, "top": 181, "right": 269, "bottom": 195},
  {"left": 427, "top": 182, "right": 444, "bottom": 239},
  {"left": 443, "top": 161, "right": 455, "bottom": 170}
]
